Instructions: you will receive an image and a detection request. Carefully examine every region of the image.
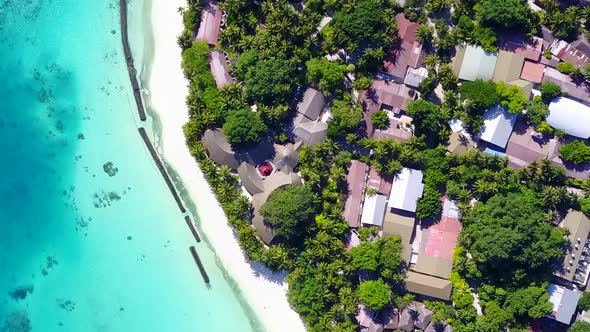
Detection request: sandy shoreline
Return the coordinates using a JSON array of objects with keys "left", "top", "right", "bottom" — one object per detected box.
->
[{"left": 142, "top": 1, "right": 305, "bottom": 331}]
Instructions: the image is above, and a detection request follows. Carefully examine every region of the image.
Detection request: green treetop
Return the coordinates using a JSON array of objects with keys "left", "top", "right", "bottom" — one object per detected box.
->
[
  {"left": 559, "top": 140, "right": 590, "bottom": 165},
  {"left": 260, "top": 185, "right": 317, "bottom": 245},
  {"left": 358, "top": 280, "right": 391, "bottom": 311},
  {"left": 462, "top": 192, "right": 565, "bottom": 286},
  {"left": 306, "top": 58, "right": 348, "bottom": 95},
  {"left": 222, "top": 109, "right": 267, "bottom": 147}
]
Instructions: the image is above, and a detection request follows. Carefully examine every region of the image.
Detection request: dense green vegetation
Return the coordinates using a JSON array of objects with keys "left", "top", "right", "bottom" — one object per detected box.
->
[
  {"left": 571, "top": 321, "right": 590, "bottom": 332},
  {"left": 261, "top": 185, "right": 318, "bottom": 245},
  {"left": 560, "top": 140, "right": 590, "bottom": 165},
  {"left": 174, "top": 0, "right": 590, "bottom": 330},
  {"left": 223, "top": 109, "right": 267, "bottom": 146}
]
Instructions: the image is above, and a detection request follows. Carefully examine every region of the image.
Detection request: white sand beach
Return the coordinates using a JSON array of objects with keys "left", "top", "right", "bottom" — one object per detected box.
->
[{"left": 145, "top": 0, "right": 306, "bottom": 331}]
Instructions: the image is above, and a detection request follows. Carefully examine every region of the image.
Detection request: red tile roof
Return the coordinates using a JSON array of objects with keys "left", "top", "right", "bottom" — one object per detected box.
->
[
  {"left": 520, "top": 60, "right": 545, "bottom": 83},
  {"left": 422, "top": 204, "right": 461, "bottom": 260},
  {"left": 343, "top": 161, "right": 368, "bottom": 228},
  {"left": 196, "top": 3, "right": 222, "bottom": 46}
]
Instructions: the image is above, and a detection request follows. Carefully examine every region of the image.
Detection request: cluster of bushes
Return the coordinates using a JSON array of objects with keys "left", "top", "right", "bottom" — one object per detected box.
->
[{"left": 560, "top": 140, "right": 590, "bottom": 165}]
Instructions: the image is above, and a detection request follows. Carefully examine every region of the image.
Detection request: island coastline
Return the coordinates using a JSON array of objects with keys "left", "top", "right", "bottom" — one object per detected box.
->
[{"left": 139, "top": 0, "right": 306, "bottom": 331}]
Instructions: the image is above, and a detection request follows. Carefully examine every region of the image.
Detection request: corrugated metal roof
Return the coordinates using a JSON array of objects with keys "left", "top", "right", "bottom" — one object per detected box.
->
[
  {"left": 477, "top": 105, "right": 517, "bottom": 149},
  {"left": 388, "top": 168, "right": 424, "bottom": 212},
  {"left": 361, "top": 194, "right": 387, "bottom": 227},
  {"left": 548, "top": 97, "right": 590, "bottom": 139},
  {"left": 383, "top": 211, "right": 415, "bottom": 262},
  {"left": 343, "top": 161, "right": 369, "bottom": 227},
  {"left": 405, "top": 271, "right": 453, "bottom": 300},
  {"left": 458, "top": 45, "right": 498, "bottom": 81},
  {"left": 547, "top": 284, "right": 581, "bottom": 324},
  {"left": 554, "top": 210, "right": 590, "bottom": 282},
  {"left": 493, "top": 50, "right": 525, "bottom": 83}
]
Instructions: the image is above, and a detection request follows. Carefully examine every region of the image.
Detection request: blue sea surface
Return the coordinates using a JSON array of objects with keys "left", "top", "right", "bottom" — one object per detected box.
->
[{"left": 0, "top": 0, "right": 257, "bottom": 331}]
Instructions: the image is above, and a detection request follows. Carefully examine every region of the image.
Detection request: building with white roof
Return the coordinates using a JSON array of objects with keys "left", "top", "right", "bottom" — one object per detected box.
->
[
  {"left": 548, "top": 97, "right": 590, "bottom": 139},
  {"left": 547, "top": 284, "right": 580, "bottom": 325},
  {"left": 477, "top": 105, "right": 517, "bottom": 149},
  {"left": 388, "top": 168, "right": 424, "bottom": 212},
  {"left": 360, "top": 194, "right": 388, "bottom": 227}
]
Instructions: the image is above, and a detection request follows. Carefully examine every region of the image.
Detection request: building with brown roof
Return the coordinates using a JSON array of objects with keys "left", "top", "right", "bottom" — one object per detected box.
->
[
  {"left": 543, "top": 67, "right": 590, "bottom": 105},
  {"left": 493, "top": 50, "right": 525, "bottom": 83},
  {"left": 554, "top": 210, "right": 590, "bottom": 285},
  {"left": 292, "top": 88, "right": 328, "bottom": 146},
  {"left": 367, "top": 167, "right": 393, "bottom": 197},
  {"left": 209, "top": 51, "right": 232, "bottom": 89},
  {"left": 498, "top": 35, "right": 543, "bottom": 61},
  {"left": 405, "top": 271, "right": 453, "bottom": 300},
  {"left": 520, "top": 60, "right": 545, "bottom": 83},
  {"left": 361, "top": 79, "right": 417, "bottom": 141},
  {"left": 550, "top": 38, "right": 590, "bottom": 68},
  {"left": 383, "top": 14, "right": 425, "bottom": 82},
  {"left": 343, "top": 160, "right": 368, "bottom": 228},
  {"left": 195, "top": 2, "right": 222, "bottom": 46},
  {"left": 505, "top": 120, "right": 560, "bottom": 168},
  {"left": 383, "top": 210, "right": 416, "bottom": 262}
]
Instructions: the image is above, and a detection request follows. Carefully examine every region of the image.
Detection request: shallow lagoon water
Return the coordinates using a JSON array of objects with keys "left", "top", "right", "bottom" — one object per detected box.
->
[{"left": 0, "top": 0, "right": 256, "bottom": 330}]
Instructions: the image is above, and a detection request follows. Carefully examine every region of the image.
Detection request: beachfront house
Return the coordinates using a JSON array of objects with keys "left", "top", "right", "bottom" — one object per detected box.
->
[
  {"left": 195, "top": 2, "right": 222, "bottom": 46},
  {"left": 209, "top": 51, "right": 233, "bottom": 89}
]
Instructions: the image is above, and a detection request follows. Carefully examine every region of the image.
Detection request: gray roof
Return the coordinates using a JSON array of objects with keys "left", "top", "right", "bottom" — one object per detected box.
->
[
  {"left": 237, "top": 162, "right": 265, "bottom": 195},
  {"left": 458, "top": 45, "right": 498, "bottom": 81},
  {"left": 547, "top": 284, "right": 580, "bottom": 325},
  {"left": 477, "top": 105, "right": 517, "bottom": 149},
  {"left": 272, "top": 141, "right": 302, "bottom": 174},
  {"left": 293, "top": 121, "right": 328, "bottom": 146},
  {"left": 202, "top": 129, "right": 240, "bottom": 169},
  {"left": 554, "top": 210, "right": 590, "bottom": 283},
  {"left": 297, "top": 88, "right": 325, "bottom": 121}
]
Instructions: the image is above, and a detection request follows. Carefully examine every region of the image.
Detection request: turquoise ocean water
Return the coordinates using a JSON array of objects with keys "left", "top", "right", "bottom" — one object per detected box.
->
[{"left": 0, "top": 0, "right": 257, "bottom": 331}]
